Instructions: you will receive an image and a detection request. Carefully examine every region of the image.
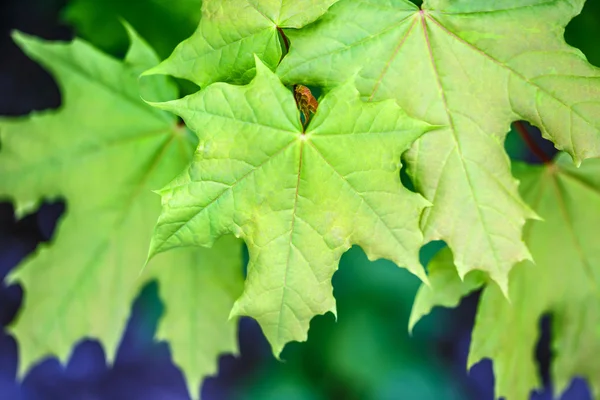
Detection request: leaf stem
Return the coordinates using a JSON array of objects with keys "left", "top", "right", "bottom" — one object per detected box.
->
[
  {"left": 277, "top": 26, "right": 290, "bottom": 54},
  {"left": 513, "top": 121, "right": 551, "bottom": 164}
]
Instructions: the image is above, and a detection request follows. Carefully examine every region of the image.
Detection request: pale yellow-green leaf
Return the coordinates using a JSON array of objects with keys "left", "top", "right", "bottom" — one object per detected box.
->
[
  {"left": 149, "top": 57, "right": 434, "bottom": 356},
  {"left": 144, "top": 0, "right": 339, "bottom": 87},
  {"left": 410, "top": 154, "right": 600, "bottom": 400},
  {"left": 278, "top": 0, "right": 600, "bottom": 293},
  {"left": 0, "top": 27, "right": 243, "bottom": 399}
]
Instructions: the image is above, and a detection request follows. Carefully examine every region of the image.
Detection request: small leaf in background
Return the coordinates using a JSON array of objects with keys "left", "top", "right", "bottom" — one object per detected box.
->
[
  {"left": 62, "top": 0, "right": 202, "bottom": 59},
  {"left": 0, "top": 26, "right": 243, "bottom": 400},
  {"left": 411, "top": 154, "right": 600, "bottom": 399},
  {"left": 278, "top": 0, "right": 600, "bottom": 294},
  {"left": 148, "top": 57, "right": 433, "bottom": 356}
]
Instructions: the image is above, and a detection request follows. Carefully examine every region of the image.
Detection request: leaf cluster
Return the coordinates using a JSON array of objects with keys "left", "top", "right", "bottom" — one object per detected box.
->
[{"left": 1, "top": 1, "right": 600, "bottom": 399}]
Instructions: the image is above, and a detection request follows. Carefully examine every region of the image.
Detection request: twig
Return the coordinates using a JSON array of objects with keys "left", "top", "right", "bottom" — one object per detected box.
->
[
  {"left": 277, "top": 27, "right": 290, "bottom": 53},
  {"left": 513, "top": 121, "right": 551, "bottom": 164}
]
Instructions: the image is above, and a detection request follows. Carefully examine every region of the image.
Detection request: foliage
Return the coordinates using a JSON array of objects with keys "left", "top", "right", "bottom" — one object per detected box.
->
[
  {"left": 62, "top": 0, "right": 202, "bottom": 58},
  {"left": 278, "top": 0, "right": 600, "bottom": 295},
  {"left": 410, "top": 155, "right": 600, "bottom": 399},
  {"left": 144, "top": 0, "right": 339, "bottom": 87},
  {"left": 148, "top": 59, "right": 433, "bottom": 355},
  {"left": 0, "top": 26, "right": 242, "bottom": 400},
  {"left": 1, "top": 0, "right": 600, "bottom": 399}
]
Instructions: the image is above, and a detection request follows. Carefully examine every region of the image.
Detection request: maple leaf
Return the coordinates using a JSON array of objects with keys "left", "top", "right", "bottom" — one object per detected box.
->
[
  {"left": 410, "top": 154, "right": 600, "bottom": 400},
  {"left": 143, "top": 237, "right": 243, "bottom": 399},
  {"left": 278, "top": 0, "right": 600, "bottom": 294},
  {"left": 62, "top": 0, "right": 202, "bottom": 58},
  {"left": 143, "top": 0, "right": 339, "bottom": 87},
  {"left": 0, "top": 26, "right": 243, "bottom": 399},
  {"left": 148, "top": 57, "right": 434, "bottom": 356}
]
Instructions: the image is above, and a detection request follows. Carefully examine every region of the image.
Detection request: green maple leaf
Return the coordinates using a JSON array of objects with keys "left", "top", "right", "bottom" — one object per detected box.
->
[
  {"left": 410, "top": 154, "right": 600, "bottom": 399},
  {"left": 148, "top": 57, "right": 434, "bottom": 355},
  {"left": 0, "top": 26, "right": 243, "bottom": 399},
  {"left": 62, "top": 0, "right": 202, "bottom": 58},
  {"left": 144, "top": 0, "right": 339, "bottom": 87},
  {"left": 278, "top": 0, "right": 600, "bottom": 293}
]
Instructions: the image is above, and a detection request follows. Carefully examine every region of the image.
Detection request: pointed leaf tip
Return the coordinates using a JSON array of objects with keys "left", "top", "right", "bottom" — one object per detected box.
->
[
  {"left": 253, "top": 54, "right": 276, "bottom": 77},
  {"left": 11, "top": 29, "right": 27, "bottom": 42},
  {"left": 10, "top": 30, "right": 38, "bottom": 51},
  {"left": 118, "top": 18, "right": 134, "bottom": 35},
  {"left": 140, "top": 63, "right": 165, "bottom": 78}
]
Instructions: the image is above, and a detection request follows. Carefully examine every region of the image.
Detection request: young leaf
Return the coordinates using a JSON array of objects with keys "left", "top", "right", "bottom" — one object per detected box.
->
[
  {"left": 149, "top": 57, "right": 434, "bottom": 356},
  {"left": 410, "top": 154, "right": 600, "bottom": 399},
  {"left": 144, "top": 0, "right": 339, "bottom": 87},
  {"left": 62, "top": 0, "right": 202, "bottom": 58},
  {"left": 278, "top": 0, "right": 600, "bottom": 293},
  {"left": 0, "top": 27, "right": 243, "bottom": 398}
]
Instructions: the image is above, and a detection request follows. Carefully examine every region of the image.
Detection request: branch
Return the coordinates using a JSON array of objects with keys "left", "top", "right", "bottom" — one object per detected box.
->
[
  {"left": 277, "top": 27, "right": 290, "bottom": 54},
  {"left": 513, "top": 121, "right": 551, "bottom": 164}
]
